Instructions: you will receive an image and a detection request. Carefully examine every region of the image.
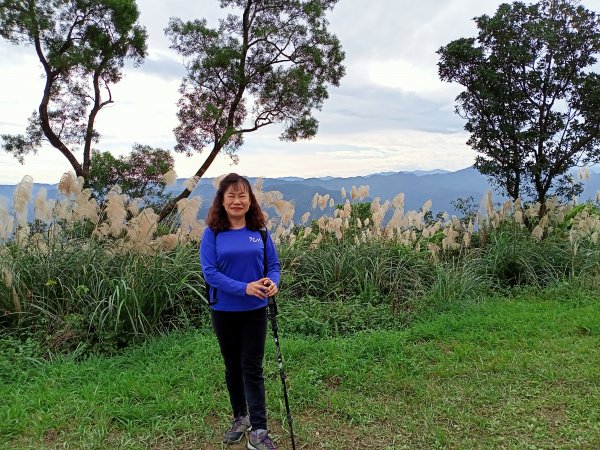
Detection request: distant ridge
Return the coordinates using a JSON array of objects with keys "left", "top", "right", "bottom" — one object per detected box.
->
[
  {"left": 2, "top": 167, "right": 600, "bottom": 222},
  {"left": 411, "top": 169, "right": 451, "bottom": 176}
]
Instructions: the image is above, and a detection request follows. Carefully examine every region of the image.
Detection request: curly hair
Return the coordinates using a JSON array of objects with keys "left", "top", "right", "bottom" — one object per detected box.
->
[{"left": 206, "top": 173, "right": 266, "bottom": 231}]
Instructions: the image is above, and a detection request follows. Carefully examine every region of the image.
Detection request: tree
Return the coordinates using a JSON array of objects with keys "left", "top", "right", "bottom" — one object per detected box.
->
[
  {"left": 87, "top": 144, "right": 174, "bottom": 209},
  {"left": 0, "top": 0, "right": 147, "bottom": 179},
  {"left": 437, "top": 0, "right": 600, "bottom": 214},
  {"left": 159, "top": 0, "right": 345, "bottom": 220}
]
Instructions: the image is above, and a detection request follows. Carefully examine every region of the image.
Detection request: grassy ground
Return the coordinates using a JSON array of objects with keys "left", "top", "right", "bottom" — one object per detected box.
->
[{"left": 1, "top": 293, "right": 599, "bottom": 449}]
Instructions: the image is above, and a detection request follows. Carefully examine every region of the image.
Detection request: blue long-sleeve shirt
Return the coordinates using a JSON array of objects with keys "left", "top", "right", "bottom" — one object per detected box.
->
[{"left": 200, "top": 226, "right": 281, "bottom": 312}]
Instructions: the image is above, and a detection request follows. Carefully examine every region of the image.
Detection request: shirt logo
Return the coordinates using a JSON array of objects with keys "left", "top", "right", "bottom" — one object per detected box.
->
[{"left": 249, "top": 236, "right": 262, "bottom": 243}]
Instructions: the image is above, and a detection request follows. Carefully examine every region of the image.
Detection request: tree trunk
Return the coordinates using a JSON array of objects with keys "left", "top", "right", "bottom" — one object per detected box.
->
[
  {"left": 158, "top": 143, "right": 223, "bottom": 222},
  {"left": 39, "top": 85, "right": 84, "bottom": 178}
]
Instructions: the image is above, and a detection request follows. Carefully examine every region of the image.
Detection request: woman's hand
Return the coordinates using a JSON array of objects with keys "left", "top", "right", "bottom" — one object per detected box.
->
[
  {"left": 259, "top": 278, "right": 278, "bottom": 297},
  {"left": 245, "top": 278, "right": 278, "bottom": 299},
  {"left": 246, "top": 281, "right": 266, "bottom": 299}
]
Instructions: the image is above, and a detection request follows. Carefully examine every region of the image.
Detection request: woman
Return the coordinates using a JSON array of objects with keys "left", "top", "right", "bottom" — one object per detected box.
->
[{"left": 200, "top": 173, "right": 280, "bottom": 450}]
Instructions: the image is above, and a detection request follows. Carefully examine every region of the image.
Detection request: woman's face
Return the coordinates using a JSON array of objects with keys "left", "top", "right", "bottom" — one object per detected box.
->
[{"left": 223, "top": 182, "right": 251, "bottom": 222}]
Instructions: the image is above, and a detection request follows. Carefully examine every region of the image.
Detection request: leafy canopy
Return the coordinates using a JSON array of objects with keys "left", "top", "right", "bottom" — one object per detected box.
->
[
  {"left": 157, "top": 0, "right": 345, "bottom": 221},
  {"left": 438, "top": 0, "right": 600, "bottom": 208},
  {"left": 0, "top": 0, "right": 147, "bottom": 177},
  {"left": 164, "top": 0, "right": 345, "bottom": 160},
  {"left": 87, "top": 144, "right": 175, "bottom": 209}
]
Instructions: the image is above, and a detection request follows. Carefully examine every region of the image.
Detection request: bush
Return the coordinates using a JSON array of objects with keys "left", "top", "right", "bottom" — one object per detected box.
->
[
  {"left": 279, "top": 239, "right": 436, "bottom": 311},
  {"left": 2, "top": 238, "right": 208, "bottom": 353}
]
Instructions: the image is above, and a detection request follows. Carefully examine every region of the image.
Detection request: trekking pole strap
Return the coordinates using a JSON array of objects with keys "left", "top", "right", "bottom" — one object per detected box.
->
[{"left": 267, "top": 296, "right": 277, "bottom": 317}]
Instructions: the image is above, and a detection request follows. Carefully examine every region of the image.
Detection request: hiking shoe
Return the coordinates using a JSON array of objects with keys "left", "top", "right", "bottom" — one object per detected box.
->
[
  {"left": 223, "top": 415, "right": 251, "bottom": 444},
  {"left": 247, "top": 429, "right": 276, "bottom": 450}
]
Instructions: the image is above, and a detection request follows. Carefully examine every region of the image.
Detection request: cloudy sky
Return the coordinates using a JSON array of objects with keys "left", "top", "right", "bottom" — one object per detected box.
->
[{"left": 1, "top": 0, "right": 598, "bottom": 184}]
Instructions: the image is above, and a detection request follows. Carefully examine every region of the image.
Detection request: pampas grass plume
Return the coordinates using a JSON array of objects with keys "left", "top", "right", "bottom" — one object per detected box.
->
[
  {"left": 185, "top": 176, "right": 200, "bottom": 192},
  {"left": 303, "top": 226, "right": 312, "bottom": 238},
  {"left": 301, "top": 212, "right": 310, "bottom": 224},
  {"left": 370, "top": 197, "right": 380, "bottom": 214},
  {"left": 16, "top": 225, "right": 30, "bottom": 246},
  {"left": 2, "top": 268, "right": 13, "bottom": 287},
  {"left": 357, "top": 185, "right": 369, "bottom": 200},
  {"left": 311, "top": 232, "right": 323, "bottom": 248},
  {"left": 427, "top": 242, "right": 440, "bottom": 259},
  {"left": 13, "top": 175, "right": 33, "bottom": 226},
  {"left": 578, "top": 167, "right": 590, "bottom": 181},
  {"left": 163, "top": 169, "right": 178, "bottom": 186},
  {"left": 127, "top": 198, "right": 144, "bottom": 217},
  {"left": 105, "top": 188, "right": 127, "bottom": 236},
  {"left": 392, "top": 193, "right": 405, "bottom": 210},
  {"left": 261, "top": 190, "right": 283, "bottom": 208},
  {"left": 30, "top": 233, "right": 48, "bottom": 255},
  {"left": 74, "top": 189, "right": 99, "bottom": 222},
  {"left": 318, "top": 194, "right": 329, "bottom": 210},
  {"left": 178, "top": 196, "right": 202, "bottom": 234},
  {"left": 273, "top": 199, "right": 294, "bottom": 225},
  {"left": 58, "top": 172, "right": 75, "bottom": 197},
  {"left": 531, "top": 225, "right": 544, "bottom": 241},
  {"left": 34, "top": 188, "right": 53, "bottom": 221},
  {"left": 0, "top": 197, "right": 12, "bottom": 237},
  {"left": 253, "top": 177, "right": 264, "bottom": 192},
  {"left": 154, "top": 233, "right": 180, "bottom": 251},
  {"left": 127, "top": 208, "right": 158, "bottom": 243},
  {"left": 421, "top": 199, "right": 432, "bottom": 213}
]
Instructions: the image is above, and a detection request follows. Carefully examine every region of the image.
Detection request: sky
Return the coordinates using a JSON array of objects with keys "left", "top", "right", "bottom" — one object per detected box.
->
[{"left": 1, "top": 0, "right": 599, "bottom": 185}]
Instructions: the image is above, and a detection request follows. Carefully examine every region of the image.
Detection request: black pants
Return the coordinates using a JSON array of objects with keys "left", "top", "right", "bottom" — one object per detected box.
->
[{"left": 211, "top": 307, "right": 268, "bottom": 430}]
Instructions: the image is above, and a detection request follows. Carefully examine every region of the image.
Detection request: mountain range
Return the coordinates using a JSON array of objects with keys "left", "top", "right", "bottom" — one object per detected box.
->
[{"left": 2, "top": 167, "right": 600, "bottom": 222}]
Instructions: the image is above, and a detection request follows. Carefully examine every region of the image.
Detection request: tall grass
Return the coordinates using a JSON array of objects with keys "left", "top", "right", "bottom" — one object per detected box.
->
[
  {"left": 1, "top": 171, "right": 600, "bottom": 353},
  {"left": 1, "top": 236, "right": 206, "bottom": 353}
]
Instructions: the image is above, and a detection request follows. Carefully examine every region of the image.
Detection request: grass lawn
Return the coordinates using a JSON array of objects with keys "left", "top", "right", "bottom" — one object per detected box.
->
[{"left": 1, "top": 294, "right": 599, "bottom": 449}]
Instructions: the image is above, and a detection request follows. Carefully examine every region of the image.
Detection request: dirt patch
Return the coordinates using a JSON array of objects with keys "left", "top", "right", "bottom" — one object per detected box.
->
[{"left": 43, "top": 429, "right": 60, "bottom": 446}]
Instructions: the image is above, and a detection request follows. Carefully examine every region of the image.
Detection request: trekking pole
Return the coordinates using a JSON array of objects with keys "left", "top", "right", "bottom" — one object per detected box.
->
[{"left": 266, "top": 296, "right": 297, "bottom": 450}]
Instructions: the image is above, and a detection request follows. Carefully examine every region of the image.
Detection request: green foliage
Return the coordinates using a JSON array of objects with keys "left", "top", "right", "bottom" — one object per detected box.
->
[
  {"left": 438, "top": 0, "right": 600, "bottom": 208},
  {"left": 423, "top": 263, "right": 491, "bottom": 311},
  {"left": 0, "top": 335, "right": 44, "bottom": 384},
  {"left": 157, "top": 0, "right": 345, "bottom": 219},
  {"left": 1, "top": 237, "right": 208, "bottom": 353},
  {"left": 336, "top": 201, "right": 371, "bottom": 224},
  {"left": 0, "top": 0, "right": 148, "bottom": 178},
  {"left": 468, "top": 223, "right": 572, "bottom": 289},
  {"left": 88, "top": 144, "right": 175, "bottom": 209},
  {"left": 451, "top": 195, "right": 478, "bottom": 225},
  {"left": 279, "top": 239, "right": 436, "bottom": 311},
  {"left": 2, "top": 187, "right": 600, "bottom": 355},
  {"left": 560, "top": 201, "right": 600, "bottom": 230},
  {"left": 278, "top": 296, "right": 402, "bottom": 338}
]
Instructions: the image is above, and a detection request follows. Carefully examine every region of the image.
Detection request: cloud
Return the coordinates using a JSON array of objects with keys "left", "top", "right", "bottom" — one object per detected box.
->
[
  {"left": 130, "top": 51, "right": 186, "bottom": 81},
  {"left": 316, "top": 83, "right": 465, "bottom": 135},
  {"left": 188, "top": 126, "right": 476, "bottom": 180},
  {"left": 0, "top": 0, "right": 510, "bottom": 184},
  {"left": 0, "top": 120, "right": 26, "bottom": 128},
  {"left": 327, "top": 0, "right": 500, "bottom": 64},
  {"left": 0, "top": 41, "right": 37, "bottom": 66}
]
